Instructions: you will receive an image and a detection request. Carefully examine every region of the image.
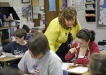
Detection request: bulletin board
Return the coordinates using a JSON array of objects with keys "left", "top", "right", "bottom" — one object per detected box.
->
[{"left": 97, "top": 0, "right": 106, "bottom": 28}]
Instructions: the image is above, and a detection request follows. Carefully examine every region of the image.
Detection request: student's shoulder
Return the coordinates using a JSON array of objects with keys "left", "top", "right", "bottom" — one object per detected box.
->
[
  {"left": 8, "top": 41, "right": 16, "bottom": 45},
  {"left": 90, "top": 41, "right": 98, "bottom": 46},
  {"left": 24, "top": 50, "right": 29, "bottom": 55}
]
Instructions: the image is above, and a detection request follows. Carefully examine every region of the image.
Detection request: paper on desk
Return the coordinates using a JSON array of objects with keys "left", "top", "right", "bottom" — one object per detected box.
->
[
  {"left": 1, "top": 52, "right": 18, "bottom": 58},
  {"left": 0, "top": 55, "right": 6, "bottom": 58},
  {"left": 62, "top": 63, "right": 73, "bottom": 70},
  {"left": 67, "top": 66, "right": 88, "bottom": 74}
]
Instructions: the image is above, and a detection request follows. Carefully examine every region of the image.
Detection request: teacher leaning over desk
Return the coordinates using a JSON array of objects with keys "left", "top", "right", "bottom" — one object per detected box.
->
[{"left": 45, "top": 6, "right": 81, "bottom": 62}]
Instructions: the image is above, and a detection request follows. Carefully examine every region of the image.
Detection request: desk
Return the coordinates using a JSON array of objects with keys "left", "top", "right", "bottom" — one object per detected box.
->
[
  {"left": 62, "top": 63, "right": 89, "bottom": 75},
  {"left": 0, "top": 55, "right": 23, "bottom": 68},
  {"left": 0, "top": 55, "right": 22, "bottom": 62},
  {"left": 67, "top": 66, "right": 89, "bottom": 75},
  {"left": 81, "top": 72, "right": 90, "bottom": 75}
]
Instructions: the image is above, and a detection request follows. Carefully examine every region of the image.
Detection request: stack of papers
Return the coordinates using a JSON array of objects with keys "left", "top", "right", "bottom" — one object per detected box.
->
[
  {"left": 1, "top": 52, "right": 18, "bottom": 58},
  {"left": 67, "top": 66, "right": 88, "bottom": 74}
]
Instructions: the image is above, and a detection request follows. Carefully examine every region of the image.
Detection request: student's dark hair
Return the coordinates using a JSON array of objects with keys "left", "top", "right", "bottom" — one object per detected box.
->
[
  {"left": 28, "top": 32, "right": 50, "bottom": 57},
  {"left": 58, "top": 6, "right": 78, "bottom": 29},
  {"left": 90, "top": 53, "right": 106, "bottom": 75},
  {"left": 14, "top": 28, "right": 27, "bottom": 39},
  {"left": 22, "top": 24, "right": 30, "bottom": 33},
  {"left": 76, "top": 28, "right": 95, "bottom": 42},
  {"left": 0, "top": 67, "right": 21, "bottom": 75}
]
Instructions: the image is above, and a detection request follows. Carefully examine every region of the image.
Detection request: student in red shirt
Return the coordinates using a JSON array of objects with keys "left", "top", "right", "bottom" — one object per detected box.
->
[{"left": 65, "top": 28, "right": 100, "bottom": 65}]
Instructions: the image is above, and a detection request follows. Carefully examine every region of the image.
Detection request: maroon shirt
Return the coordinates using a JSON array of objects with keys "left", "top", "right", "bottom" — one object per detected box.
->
[{"left": 65, "top": 41, "right": 100, "bottom": 65}]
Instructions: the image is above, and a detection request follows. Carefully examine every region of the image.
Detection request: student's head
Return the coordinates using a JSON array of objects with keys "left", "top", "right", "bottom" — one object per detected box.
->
[
  {"left": 14, "top": 28, "right": 27, "bottom": 43},
  {"left": 0, "top": 67, "right": 21, "bottom": 75},
  {"left": 28, "top": 32, "right": 50, "bottom": 58},
  {"left": 76, "top": 28, "right": 95, "bottom": 47},
  {"left": 22, "top": 24, "right": 30, "bottom": 33},
  {"left": 89, "top": 53, "right": 106, "bottom": 75},
  {"left": 58, "top": 6, "right": 78, "bottom": 29}
]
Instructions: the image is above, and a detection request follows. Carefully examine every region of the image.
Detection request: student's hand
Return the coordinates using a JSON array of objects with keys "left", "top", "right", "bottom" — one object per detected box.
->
[
  {"left": 35, "top": 69, "right": 39, "bottom": 75},
  {"left": 69, "top": 47, "right": 76, "bottom": 53},
  {"left": 23, "top": 74, "right": 29, "bottom": 75},
  {"left": 68, "top": 63, "right": 74, "bottom": 67}
]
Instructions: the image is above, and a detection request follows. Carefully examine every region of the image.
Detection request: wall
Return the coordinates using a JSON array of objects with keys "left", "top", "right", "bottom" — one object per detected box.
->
[
  {"left": 67, "top": 0, "right": 106, "bottom": 43},
  {"left": 0, "top": 0, "right": 31, "bottom": 28}
]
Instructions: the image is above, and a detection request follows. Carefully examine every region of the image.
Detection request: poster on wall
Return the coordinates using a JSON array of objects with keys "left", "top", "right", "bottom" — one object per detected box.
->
[
  {"left": 39, "top": 0, "right": 44, "bottom": 6},
  {"left": 71, "top": 0, "right": 85, "bottom": 11},
  {"left": 97, "top": 0, "right": 106, "bottom": 28},
  {"left": 22, "top": 5, "right": 31, "bottom": 20},
  {"left": 49, "top": 0, "right": 56, "bottom": 11},
  {"left": 32, "top": 0, "right": 39, "bottom": 7}
]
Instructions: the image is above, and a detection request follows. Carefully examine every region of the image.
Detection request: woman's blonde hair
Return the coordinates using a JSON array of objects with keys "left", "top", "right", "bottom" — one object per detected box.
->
[{"left": 58, "top": 6, "right": 78, "bottom": 29}]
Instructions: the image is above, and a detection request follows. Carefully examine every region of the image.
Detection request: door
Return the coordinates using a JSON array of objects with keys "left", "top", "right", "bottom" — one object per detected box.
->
[{"left": 44, "top": 0, "right": 67, "bottom": 32}]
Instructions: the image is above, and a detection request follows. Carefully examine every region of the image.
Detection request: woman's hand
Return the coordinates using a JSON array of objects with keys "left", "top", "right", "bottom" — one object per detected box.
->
[{"left": 69, "top": 47, "right": 76, "bottom": 53}]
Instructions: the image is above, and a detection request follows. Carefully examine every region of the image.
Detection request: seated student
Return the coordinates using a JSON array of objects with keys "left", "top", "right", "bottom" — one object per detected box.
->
[
  {"left": 18, "top": 32, "right": 63, "bottom": 75},
  {"left": 0, "top": 67, "right": 22, "bottom": 75},
  {"left": 89, "top": 53, "right": 106, "bottom": 75},
  {"left": 65, "top": 29, "right": 100, "bottom": 65},
  {"left": 0, "top": 28, "right": 28, "bottom": 68},
  {"left": 22, "top": 24, "right": 31, "bottom": 40}
]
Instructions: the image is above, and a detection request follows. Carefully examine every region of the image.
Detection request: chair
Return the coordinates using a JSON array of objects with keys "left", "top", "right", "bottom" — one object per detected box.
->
[{"left": 63, "top": 70, "right": 68, "bottom": 75}]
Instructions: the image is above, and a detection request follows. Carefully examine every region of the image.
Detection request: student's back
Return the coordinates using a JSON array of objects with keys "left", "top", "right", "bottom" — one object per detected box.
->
[{"left": 0, "top": 67, "right": 22, "bottom": 75}]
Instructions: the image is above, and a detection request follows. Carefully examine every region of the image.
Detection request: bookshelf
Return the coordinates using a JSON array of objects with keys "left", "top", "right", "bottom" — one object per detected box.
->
[
  {"left": 0, "top": 3, "right": 20, "bottom": 46},
  {"left": 85, "top": 0, "right": 95, "bottom": 22}
]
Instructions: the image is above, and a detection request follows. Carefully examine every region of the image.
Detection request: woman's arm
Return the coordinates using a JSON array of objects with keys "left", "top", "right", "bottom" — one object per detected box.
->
[{"left": 44, "top": 19, "right": 60, "bottom": 52}]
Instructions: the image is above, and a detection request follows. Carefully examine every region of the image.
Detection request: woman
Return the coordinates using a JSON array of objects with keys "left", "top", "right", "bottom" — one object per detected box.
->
[
  {"left": 45, "top": 6, "right": 81, "bottom": 62},
  {"left": 65, "top": 29, "right": 100, "bottom": 65},
  {"left": 89, "top": 53, "right": 106, "bottom": 75}
]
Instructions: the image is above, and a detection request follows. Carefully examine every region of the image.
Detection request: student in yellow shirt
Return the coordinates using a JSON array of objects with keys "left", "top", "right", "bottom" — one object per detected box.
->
[{"left": 45, "top": 6, "right": 81, "bottom": 62}]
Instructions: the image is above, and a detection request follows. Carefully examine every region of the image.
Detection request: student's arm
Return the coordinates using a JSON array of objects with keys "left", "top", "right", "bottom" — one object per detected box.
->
[
  {"left": 49, "top": 59, "right": 63, "bottom": 75},
  {"left": 73, "top": 58, "right": 89, "bottom": 65},
  {"left": 2, "top": 42, "right": 13, "bottom": 52},
  {"left": 90, "top": 42, "right": 100, "bottom": 53},
  {"left": 18, "top": 51, "right": 29, "bottom": 74},
  {"left": 65, "top": 49, "right": 75, "bottom": 61},
  {"left": 65, "top": 42, "right": 77, "bottom": 61}
]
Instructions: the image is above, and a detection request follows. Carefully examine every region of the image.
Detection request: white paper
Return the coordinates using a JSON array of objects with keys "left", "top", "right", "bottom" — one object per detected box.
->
[
  {"left": 67, "top": 67, "right": 88, "bottom": 74},
  {"left": 33, "top": 14, "right": 38, "bottom": 19},
  {"left": 2, "top": 52, "right": 17, "bottom": 58},
  {"left": 33, "top": 7, "right": 40, "bottom": 13},
  {"left": 62, "top": 63, "right": 73, "bottom": 70},
  {"left": 0, "top": 55, "right": 6, "bottom": 58}
]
